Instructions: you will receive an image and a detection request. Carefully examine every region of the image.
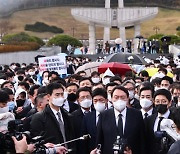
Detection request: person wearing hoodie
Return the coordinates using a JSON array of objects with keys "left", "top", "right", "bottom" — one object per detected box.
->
[{"left": 13, "top": 88, "right": 31, "bottom": 119}]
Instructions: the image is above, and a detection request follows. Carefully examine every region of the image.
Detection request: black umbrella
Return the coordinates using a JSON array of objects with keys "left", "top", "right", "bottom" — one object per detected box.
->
[
  {"left": 135, "top": 35, "right": 144, "bottom": 39},
  {"left": 103, "top": 53, "right": 147, "bottom": 65},
  {"left": 161, "top": 36, "right": 171, "bottom": 42}
]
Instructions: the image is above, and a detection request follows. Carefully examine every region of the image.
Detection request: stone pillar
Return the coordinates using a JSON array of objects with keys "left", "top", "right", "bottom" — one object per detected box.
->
[
  {"left": 134, "top": 24, "right": 141, "bottom": 53},
  {"left": 118, "top": 0, "right": 124, "bottom": 8},
  {"left": 105, "top": 0, "right": 110, "bottom": 8},
  {"left": 119, "top": 27, "right": 126, "bottom": 50},
  {"left": 89, "top": 23, "right": 96, "bottom": 54},
  {"left": 103, "top": 27, "right": 110, "bottom": 49}
]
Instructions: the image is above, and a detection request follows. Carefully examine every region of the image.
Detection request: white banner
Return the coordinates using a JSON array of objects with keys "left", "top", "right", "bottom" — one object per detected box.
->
[{"left": 38, "top": 55, "right": 67, "bottom": 75}]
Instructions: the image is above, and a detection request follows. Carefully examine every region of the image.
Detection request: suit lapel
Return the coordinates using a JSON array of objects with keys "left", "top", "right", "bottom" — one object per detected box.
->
[
  {"left": 108, "top": 109, "right": 118, "bottom": 136},
  {"left": 124, "top": 108, "right": 131, "bottom": 137}
]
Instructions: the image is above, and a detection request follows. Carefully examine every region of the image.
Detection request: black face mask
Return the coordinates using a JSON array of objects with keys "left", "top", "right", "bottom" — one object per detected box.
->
[
  {"left": 67, "top": 93, "right": 77, "bottom": 102},
  {"left": 173, "top": 96, "right": 178, "bottom": 104},
  {"left": 16, "top": 99, "right": 25, "bottom": 107},
  {"left": 18, "top": 76, "right": 24, "bottom": 81},
  {"left": 156, "top": 104, "right": 168, "bottom": 114}
]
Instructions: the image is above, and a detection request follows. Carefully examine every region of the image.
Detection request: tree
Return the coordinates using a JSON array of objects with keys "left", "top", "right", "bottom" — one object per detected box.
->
[
  {"left": 0, "top": 20, "right": 15, "bottom": 40},
  {"left": 48, "top": 34, "right": 82, "bottom": 51}
]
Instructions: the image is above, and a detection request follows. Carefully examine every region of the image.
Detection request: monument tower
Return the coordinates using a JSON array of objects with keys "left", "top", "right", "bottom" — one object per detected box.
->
[{"left": 71, "top": 0, "right": 158, "bottom": 54}]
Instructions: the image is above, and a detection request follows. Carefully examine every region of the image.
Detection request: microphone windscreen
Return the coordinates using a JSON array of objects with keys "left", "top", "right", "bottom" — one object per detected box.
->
[{"left": 83, "top": 134, "right": 91, "bottom": 140}]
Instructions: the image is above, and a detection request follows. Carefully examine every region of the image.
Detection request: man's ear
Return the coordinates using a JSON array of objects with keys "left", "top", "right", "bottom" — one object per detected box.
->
[{"left": 168, "top": 100, "right": 172, "bottom": 108}]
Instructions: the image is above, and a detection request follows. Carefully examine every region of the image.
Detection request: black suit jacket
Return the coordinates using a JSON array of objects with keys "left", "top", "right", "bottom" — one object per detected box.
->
[
  {"left": 30, "top": 105, "right": 75, "bottom": 153},
  {"left": 145, "top": 111, "right": 173, "bottom": 154},
  {"left": 81, "top": 111, "right": 97, "bottom": 154},
  {"left": 130, "top": 98, "right": 141, "bottom": 110},
  {"left": 96, "top": 108, "right": 146, "bottom": 154},
  {"left": 14, "top": 104, "right": 32, "bottom": 119},
  {"left": 68, "top": 101, "right": 79, "bottom": 113}
]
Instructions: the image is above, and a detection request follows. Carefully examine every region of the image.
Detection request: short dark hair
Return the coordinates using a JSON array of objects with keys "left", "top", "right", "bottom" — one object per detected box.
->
[
  {"left": 105, "top": 82, "right": 118, "bottom": 90},
  {"left": 47, "top": 83, "right": 64, "bottom": 95},
  {"left": 139, "top": 86, "right": 154, "bottom": 97},
  {"left": 29, "top": 85, "right": 40, "bottom": 96},
  {"left": 77, "top": 71, "right": 86, "bottom": 75},
  {"left": 1, "top": 81, "right": 13, "bottom": 89},
  {"left": 153, "top": 89, "right": 172, "bottom": 102},
  {"left": 0, "top": 90, "right": 9, "bottom": 103},
  {"left": 140, "top": 81, "right": 154, "bottom": 92},
  {"left": 18, "top": 82, "right": 30, "bottom": 91},
  {"left": 1, "top": 88, "right": 13, "bottom": 95},
  {"left": 24, "top": 77, "right": 35, "bottom": 84},
  {"left": 37, "top": 86, "right": 47, "bottom": 95},
  {"left": 139, "top": 70, "right": 149, "bottom": 77},
  {"left": 34, "top": 93, "right": 48, "bottom": 107},
  {"left": 79, "top": 77, "right": 92, "bottom": 84},
  {"left": 92, "top": 88, "right": 107, "bottom": 99},
  {"left": 76, "top": 87, "right": 92, "bottom": 99},
  {"left": 161, "top": 76, "right": 173, "bottom": 85},
  {"left": 111, "top": 86, "right": 129, "bottom": 98},
  {"left": 110, "top": 76, "right": 122, "bottom": 83},
  {"left": 66, "top": 82, "right": 79, "bottom": 89},
  {"left": 91, "top": 71, "right": 100, "bottom": 77}
]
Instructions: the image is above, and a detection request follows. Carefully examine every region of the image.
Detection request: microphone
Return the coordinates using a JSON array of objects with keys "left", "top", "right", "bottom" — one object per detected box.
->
[{"left": 55, "top": 134, "right": 91, "bottom": 147}]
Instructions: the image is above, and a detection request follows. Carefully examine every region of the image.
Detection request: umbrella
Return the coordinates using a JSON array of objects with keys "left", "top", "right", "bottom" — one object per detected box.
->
[
  {"left": 135, "top": 35, "right": 144, "bottom": 39},
  {"left": 115, "top": 38, "right": 122, "bottom": 44},
  {"left": 98, "top": 62, "right": 136, "bottom": 76},
  {"left": 103, "top": 53, "right": 147, "bottom": 65},
  {"left": 75, "top": 62, "right": 103, "bottom": 76},
  {"left": 161, "top": 36, "right": 171, "bottom": 42},
  {"left": 145, "top": 68, "right": 173, "bottom": 78},
  {"left": 57, "top": 53, "right": 68, "bottom": 57}
]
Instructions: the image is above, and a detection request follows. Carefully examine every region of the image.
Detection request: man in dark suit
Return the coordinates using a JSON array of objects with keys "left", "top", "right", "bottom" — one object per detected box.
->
[
  {"left": 82, "top": 88, "right": 108, "bottom": 154},
  {"left": 30, "top": 83, "right": 75, "bottom": 153},
  {"left": 122, "top": 80, "right": 141, "bottom": 110},
  {"left": 72, "top": 87, "right": 93, "bottom": 154},
  {"left": 139, "top": 86, "right": 157, "bottom": 119},
  {"left": 63, "top": 83, "right": 79, "bottom": 113},
  {"left": 96, "top": 86, "right": 146, "bottom": 154},
  {"left": 145, "top": 89, "right": 173, "bottom": 154}
]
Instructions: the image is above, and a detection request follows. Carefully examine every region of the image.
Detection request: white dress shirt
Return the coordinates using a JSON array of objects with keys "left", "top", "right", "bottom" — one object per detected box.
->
[
  {"left": 153, "top": 109, "right": 170, "bottom": 132},
  {"left": 141, "top": 108, "right": 153, "bottom": 119},
  {"left": 50, "top": 107, "right": 64, "bottom": 124},
  {"left": 63, "top": 100, "right": 70, "bottom": 112},
  {"left": 81, "top": 107, "right": 91, "bottom": 115},
  {"left": 114, "top": 108, "right": 127, "bottom": 133}
]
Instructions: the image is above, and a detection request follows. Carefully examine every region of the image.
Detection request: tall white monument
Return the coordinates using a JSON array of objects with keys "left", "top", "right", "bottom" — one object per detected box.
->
[{"left": 71, "top": 0, "right": 158, "bottom": 54}]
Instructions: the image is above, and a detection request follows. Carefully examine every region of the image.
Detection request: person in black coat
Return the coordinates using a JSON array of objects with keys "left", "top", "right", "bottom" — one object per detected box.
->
[
  {"left": 30, "top": 83, "right": 76, "bottom": 153},
  {"left": 96, "top": 86, "right": 146, "bottom": 154},
  {"left": 145, "top": 89, "right": 173, "bottom": 154},
  {"left": 72, "top": 87, "right": 94, "bottom": 154},
  {"left": 81, "top": 88, "right": 108, "bottom": 154}
]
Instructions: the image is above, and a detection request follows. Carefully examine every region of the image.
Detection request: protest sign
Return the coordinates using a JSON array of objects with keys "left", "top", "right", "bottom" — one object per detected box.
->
[{"left": 38, "top": 55, "right": 67, "bottom": 74}]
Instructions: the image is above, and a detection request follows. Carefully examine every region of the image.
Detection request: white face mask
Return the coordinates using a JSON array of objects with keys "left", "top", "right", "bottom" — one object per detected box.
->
[
  {"left": 94, "top": 102, "right": 106, "bottom": 112},
  {"left": 154, "top": 87, "right": 160, "bottom": 91},
  {"left": 167, "top": 68, "right": 172, "bottom": 72},
  {"left": 0, "top": 106, "right": 9, "bottom": 114},
  {"left": 178, "top": 102, "right": 180, "bottom": 107},
  {"left": 80, "top": 99, "right": 92, "bottom": 108},
  {"left": 91, "top": 77, "right": 100, "bottom": 84},
  {"left": 43, "top": 78, "right": 49, "bottom": 85},
  {"left": 161, "top": 86, "right": 168, "bottom": 90},
  {"left": 113, "top": 100, "right": 127, "bottom": 112},
  {"left": 52, "top": 97, "right": 64, "bottom": 107},
  {"left": 102, "top": 78, "right": 110, "bottom": 85},
  {"left": 64, "top": 92, "right": 68, "bottom": 100},
  {"left": 140, "top": 98, "right": 153, "bottom": 109},
  {"left": 128, "top": 90, "right": 134, "bottom": 99},
  {"left": 29, "top": 72, "right": 35, "bottom": 76}
]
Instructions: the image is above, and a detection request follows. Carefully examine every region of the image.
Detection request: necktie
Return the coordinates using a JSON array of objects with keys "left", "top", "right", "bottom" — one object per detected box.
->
[
  {"left": 117, "top": 114, "right": 123, "bottom": 137},
  {"left": 144, "top": 113, "right": 148, "bottom": 119},
  {"left": 57, "top": 112, "right": 66, "bottom": 143},
  {"left": 157, "top": 117, "right": 164, "bottom": 131},
  {"left": 96, "top": 114, "right": 100, "bottom": 126}
]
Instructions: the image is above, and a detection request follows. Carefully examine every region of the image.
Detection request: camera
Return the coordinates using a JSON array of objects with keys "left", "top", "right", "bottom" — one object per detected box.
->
[
  {"left": 154, "top": 131, "right": 175, "bottom": 153},
  {"left": 0, "top": 120, "right": 47, "bottom": 153},
  {"left": 113, "top": 136, "right": 128, "bottom": 154}
]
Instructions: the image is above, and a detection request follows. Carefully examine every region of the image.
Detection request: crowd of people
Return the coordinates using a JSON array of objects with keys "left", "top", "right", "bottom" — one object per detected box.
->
[{"left": 0, "top": 54, "right": 180, "bottom": 154}]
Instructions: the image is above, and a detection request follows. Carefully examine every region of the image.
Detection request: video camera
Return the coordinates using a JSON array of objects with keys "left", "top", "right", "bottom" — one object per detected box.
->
[
  {"left": 0, "top": 120, "right": 47, "bottom": 153},
  {"left": 113, "top": 136, "right": 128, "bottom": 154}
]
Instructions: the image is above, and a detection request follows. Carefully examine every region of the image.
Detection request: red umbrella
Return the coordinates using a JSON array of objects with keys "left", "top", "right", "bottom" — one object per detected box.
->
[{"left": 98, "top": 62, "right": 136, "bottom": 76}]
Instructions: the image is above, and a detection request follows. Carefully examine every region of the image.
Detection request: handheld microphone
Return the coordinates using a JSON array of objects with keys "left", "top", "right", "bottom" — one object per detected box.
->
[{"left": 55, "top": 134, "right": 91, "bottom": 147}]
